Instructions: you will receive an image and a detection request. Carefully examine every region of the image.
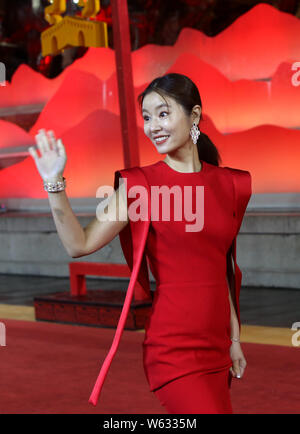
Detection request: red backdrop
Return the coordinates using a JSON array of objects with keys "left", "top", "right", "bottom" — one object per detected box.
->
[{"left": 0, "top": 3, "right": 299, "bottom": 198}]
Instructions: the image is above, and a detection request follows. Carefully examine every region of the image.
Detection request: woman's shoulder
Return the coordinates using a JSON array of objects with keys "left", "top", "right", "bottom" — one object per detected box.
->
[
  {"left": 139, "top": 160, "right": 162, "bottom": 172},
  {"left": 221, "top": 165, "right": 252, "bottom": 190},
  {"left": 115, "top": 161, "right": 160, "bottom": 174},
  {"left": 220, "top": 164, "right": 252, "bottom": 205},
  {"left": 220, "top": 163, "right": 251, "bottom": 177},
  {"left": 113, "top": 162, "right": 161, "bottom": 190}
]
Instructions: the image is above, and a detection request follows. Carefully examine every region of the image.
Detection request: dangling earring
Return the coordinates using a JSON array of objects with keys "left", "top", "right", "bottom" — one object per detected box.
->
[{"left": 190, "top": 122, "right": 200, "bottom": 145}]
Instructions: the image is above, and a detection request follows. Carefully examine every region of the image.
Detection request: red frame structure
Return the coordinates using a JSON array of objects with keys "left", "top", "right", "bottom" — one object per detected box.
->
[
  {"left": 69, "top": 261, "right": 145, "bottom": 297},
  {"left": 111, "top": 0, "right": 140, "bottom": 168}
]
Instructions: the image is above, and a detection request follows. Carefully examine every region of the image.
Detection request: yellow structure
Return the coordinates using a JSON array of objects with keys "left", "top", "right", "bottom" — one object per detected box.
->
[
  {"left": 78, "top": 0, "right": 100, "bottom": 19},
  {"left": 44, "top": 0, "right": 66, "bottom": 25},
  {"left": 41, "top": 0, "right": 108, "bottom": 57}
]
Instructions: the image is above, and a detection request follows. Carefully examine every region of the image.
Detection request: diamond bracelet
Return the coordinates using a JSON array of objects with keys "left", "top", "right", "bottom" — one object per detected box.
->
[{"left": 43, "top": 177, "right": 66, "bottom": 193}]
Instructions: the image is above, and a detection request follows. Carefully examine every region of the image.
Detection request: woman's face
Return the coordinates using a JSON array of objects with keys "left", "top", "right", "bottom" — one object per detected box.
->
[{"left": 142, "top": 91, "right": 196, "bottom": 155}]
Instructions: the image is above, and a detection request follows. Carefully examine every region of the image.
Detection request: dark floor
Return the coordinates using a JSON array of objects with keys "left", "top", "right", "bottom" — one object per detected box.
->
[{"left": 0, "top": 273, "right": 299, "bottom": 328}]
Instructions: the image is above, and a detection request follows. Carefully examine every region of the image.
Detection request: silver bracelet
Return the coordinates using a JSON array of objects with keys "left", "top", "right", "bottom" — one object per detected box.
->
[
  {"left": 231, "top": 337, "right": 240, "bottom": 342},
  {"left": 43, "top": 177, "right": 66, "bottom": 193}
]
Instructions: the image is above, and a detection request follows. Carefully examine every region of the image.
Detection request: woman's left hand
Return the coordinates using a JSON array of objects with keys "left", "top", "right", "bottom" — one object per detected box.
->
[{"left": 229, "top": 341, "right": 247, "bottom": 379}]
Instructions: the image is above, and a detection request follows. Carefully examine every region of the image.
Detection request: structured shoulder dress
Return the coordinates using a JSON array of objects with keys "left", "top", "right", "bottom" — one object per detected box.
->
[{"left": 89, "top": 159, "right": 252, "bottom": 414}]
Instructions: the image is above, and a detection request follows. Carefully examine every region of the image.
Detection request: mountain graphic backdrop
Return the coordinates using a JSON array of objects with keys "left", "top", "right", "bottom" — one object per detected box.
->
[{"left": 0, "top": 3, "right": 299, "bottom": 198}]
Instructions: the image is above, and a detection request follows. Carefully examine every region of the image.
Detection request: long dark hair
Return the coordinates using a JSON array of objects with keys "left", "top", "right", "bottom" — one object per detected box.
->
[{"left": 137, "top": 73, "right": 221, "bottom": 166}]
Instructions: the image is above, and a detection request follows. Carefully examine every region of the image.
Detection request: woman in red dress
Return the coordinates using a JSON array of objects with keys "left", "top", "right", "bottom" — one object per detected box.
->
[
  {"left": 134, "top": 73, "right": 251, "bottom": 413},
  {"left": 29, "top": 73, "right": 251, "bottom": 414}
]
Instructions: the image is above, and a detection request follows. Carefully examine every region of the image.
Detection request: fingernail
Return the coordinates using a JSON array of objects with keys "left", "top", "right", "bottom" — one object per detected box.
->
[{"left": 237, "top": 375, "right": 241, "bottom": 378}]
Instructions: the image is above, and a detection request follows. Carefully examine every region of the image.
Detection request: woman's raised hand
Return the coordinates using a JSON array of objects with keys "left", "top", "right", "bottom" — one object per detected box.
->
[{"left": 28, "top": 129, "right": 67, "bottom": 182}]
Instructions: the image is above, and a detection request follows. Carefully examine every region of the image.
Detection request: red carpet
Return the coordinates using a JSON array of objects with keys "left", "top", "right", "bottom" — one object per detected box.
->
[{"left": 0, "top": 318, "right": 299, "bottom": 414}]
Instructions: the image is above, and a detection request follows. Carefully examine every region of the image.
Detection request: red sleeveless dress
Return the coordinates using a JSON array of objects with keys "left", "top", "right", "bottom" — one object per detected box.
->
[
  {"left": 141, "top": 160, "right": 237, "bottom": 391},
  {"left": 88, "top": 159, "right": 252, "bottom": 407}
]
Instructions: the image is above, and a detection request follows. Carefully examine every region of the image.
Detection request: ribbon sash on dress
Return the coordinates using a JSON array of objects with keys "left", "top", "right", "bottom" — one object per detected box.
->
[{"left": 88, "top": 167, "right": 152, "bottom": 406}]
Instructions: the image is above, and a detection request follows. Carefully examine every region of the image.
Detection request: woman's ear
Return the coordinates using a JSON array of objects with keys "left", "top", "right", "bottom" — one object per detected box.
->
[{"left": 191, "top": 105, "right": 201, "bottom": 124}]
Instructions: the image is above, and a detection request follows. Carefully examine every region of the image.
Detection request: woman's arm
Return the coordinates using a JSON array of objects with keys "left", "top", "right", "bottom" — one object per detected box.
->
[
  {"left": 226, "top": 254, "right": 247, "bottom": 379},
  {"left": 47, "top": 176, "right": 128, "bottom": 258},
  {"left": 73, "top": 181, "right": 129, "bottom": 258},
  {"left": 29, "top": 130, "right": 129, "bottom": 258},
  {"left": 226, "top": 273, "right": 240, "bottom": 340}
]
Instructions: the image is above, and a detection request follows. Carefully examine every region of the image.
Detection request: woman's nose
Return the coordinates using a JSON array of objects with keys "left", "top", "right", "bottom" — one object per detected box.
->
[{"left": 149, "top": 119, "right": 162, "bottom": 133}]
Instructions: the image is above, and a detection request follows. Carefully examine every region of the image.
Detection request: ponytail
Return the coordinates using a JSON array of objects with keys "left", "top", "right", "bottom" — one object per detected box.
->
[{"left": 196, "top": 131, "right": 222, "bottom": 167}]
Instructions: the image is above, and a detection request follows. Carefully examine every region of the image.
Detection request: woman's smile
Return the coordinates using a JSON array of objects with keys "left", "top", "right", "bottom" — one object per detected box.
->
[{"left": 154, "top": 135, "right": 170, "bottom": 145}]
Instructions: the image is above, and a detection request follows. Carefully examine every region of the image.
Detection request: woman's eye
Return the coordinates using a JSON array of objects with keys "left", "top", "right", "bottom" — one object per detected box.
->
[{"left": 143, "top": 112, "right": 168, "bottom": 121}]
